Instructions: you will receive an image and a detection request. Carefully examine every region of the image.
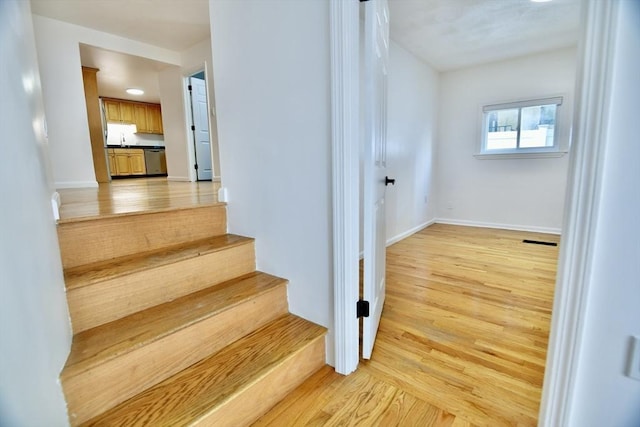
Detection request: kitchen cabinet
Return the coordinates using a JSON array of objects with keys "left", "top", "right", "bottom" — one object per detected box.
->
[
  {"left": 103, "top": 98, "right": 135, "bottom": 124},
  {"left": 108, "top": 148, "right": 146, "bottom": 176},
  {"left": 103, "top": 97, "right": 163, "bottom": 134},
  {"left": 134, "top": 104, "right": 149, "bottom": 133},
  {"left": 145, "top": 104, "right": 163, "bottom": 134},
  {"left": 107, "top": 149, "right": 117, "bottom": 176}
]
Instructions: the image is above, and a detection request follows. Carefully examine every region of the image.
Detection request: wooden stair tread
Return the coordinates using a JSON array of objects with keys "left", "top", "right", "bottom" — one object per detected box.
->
[
  {"left": 82, "top": 314, "right": 327, "bottom": 427},
  {"left": 58, "top": 201, "right": 227, "bottom": 224},
  {"left": 62, "top": 271, "right": 287, "bottom": 379},
  {"left": 64, "top": 234, "right": 253, "bottom": 291}
]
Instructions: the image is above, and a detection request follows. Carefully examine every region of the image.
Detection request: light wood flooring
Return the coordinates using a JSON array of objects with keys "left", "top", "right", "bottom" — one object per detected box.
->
[
  {"left": 57, "top": 178, "right": 220, "bottom": 222},
  {"left": 56, "top": 180, "right": 559, "bottom": 426},
  {"left": 254, "top": 224, "right": 559, "bottom": 426}
]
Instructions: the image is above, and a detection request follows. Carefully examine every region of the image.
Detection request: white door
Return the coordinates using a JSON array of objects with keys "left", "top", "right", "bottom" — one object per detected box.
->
[
  {"left": 190, "top": 76, "right": 213, "bottom": 181},
  {"left": 362, "top": 0, "right": 390, "bottom": 360}
]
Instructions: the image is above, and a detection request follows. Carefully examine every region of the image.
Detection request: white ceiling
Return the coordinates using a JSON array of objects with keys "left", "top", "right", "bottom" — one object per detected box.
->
[
  {"left": 30, "top": 0, "right": 210, "bottom": 52},
  {"left": 388, "top": 0, "right": 582, "bottom": 71},
  {"left": 30, "top": 0, "right": 582, "bottom": 103},
  {"left": 79, "top": 44, "right": 171, "bottom": 104}
]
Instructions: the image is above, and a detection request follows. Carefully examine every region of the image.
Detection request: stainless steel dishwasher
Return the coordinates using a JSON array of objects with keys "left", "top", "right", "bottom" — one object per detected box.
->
[{"left": 144, "top": 148, "right": 167, "bottom": 175}]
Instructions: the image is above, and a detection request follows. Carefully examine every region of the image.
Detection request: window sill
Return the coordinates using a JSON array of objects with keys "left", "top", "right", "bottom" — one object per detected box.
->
[{"left": 474, "top": 150, "right": 568, "bottom": 160}]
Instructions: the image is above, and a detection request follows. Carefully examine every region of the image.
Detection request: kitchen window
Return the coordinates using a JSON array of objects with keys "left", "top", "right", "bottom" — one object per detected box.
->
[{"left": 476, "top": 96, "right": 567, "bottom": 159}]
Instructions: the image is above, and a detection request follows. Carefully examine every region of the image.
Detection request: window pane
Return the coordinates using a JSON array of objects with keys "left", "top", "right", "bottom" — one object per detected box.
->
[
  {"left": 520, "top": 104, "right": 556, "bottom": 148},
  {"left": 486, "top": 108, "right": 518, "bottom": 150}
]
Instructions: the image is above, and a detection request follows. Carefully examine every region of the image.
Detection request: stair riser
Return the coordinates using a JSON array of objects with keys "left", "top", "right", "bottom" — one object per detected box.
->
[
  {"left": 195, "top": 337, "right": 326, "bottom": 427},
  {"left": 64, "top": 284, "right": 288, "bottom": 426},
  {"left": 68, "top": 242, "right": 255, "bottom": 333},
  {"left": 58, "top": 205, "right": 227, "bottom": 269}
]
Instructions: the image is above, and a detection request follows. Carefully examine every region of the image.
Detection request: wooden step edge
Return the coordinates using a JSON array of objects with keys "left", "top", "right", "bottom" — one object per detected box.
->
[
  {"left": 196, "top": 331, "right": 326, "bottom": 427},
  {"left": 80, "top": 315, "right": 327, "bottom": 427},
  {"left": 64, "top": 234, "right": 254, "bottom": 292},
  {"left": 57, "top": 201, "right": 227, "bottom": 225},
  {"left": 201, "top": 327, "right": 327, "bottom": 425},
  {"left": 62, "top": 272, "right": 288, "bottom": 379}
]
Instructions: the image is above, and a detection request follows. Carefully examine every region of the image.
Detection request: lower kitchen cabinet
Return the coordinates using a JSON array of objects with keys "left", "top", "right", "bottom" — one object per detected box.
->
[{"left": 108, "top": 148, "right": 146, "bottom": 176}]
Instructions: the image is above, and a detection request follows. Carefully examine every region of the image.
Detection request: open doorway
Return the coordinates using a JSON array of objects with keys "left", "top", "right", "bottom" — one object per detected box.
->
[{"left": 186, "top": 70, "right": 213, "bottom": 181}]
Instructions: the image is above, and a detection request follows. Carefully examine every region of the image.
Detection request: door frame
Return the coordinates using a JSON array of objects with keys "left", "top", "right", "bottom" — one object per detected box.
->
[
  {"left": 538, "top": 1, "right": 619, "bottom": 424},
  {"left": 183, "top": 63, "right": 215, "bottom": 182},
  {"left": 329, "top": 0, "right": 617, "bottom": 421},
  {"left": 330, "top": 0, "right": 360, "bottom": 375}
]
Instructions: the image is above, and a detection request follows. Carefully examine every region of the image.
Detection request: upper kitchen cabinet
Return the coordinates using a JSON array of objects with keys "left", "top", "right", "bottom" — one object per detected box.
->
[
  {"left": 146, "top": 104, "right": 163, "bottom": 135},
  {"left": 103, "top": 97, "right": 163, "bottom": 135},
  {"left": 103, "top": 98, "right": 134, "bottom": 124},
  {"left": 133, "top": 104, "right": 148, "bottom": 132}
]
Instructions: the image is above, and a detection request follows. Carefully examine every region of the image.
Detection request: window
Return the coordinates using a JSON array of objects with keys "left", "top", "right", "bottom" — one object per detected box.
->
[{"left": 478, "top": 96, "right": 566, "bottom": 158}]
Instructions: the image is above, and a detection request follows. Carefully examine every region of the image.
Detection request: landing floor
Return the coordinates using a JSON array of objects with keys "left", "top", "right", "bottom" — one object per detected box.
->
[{"left": 57, "top": 178, "right": 220, "bottom": 222}]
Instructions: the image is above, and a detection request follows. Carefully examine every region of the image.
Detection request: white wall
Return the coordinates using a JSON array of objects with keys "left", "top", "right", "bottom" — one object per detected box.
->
[
  {"left": 209, "top": 0, "right": 334, "bottom": 363},
  {"left": 385, "top": 40, "right": 439, "bottom": 244},
  {"left": 436, "top": 47, "right": 577, "bottom": 233},
  {"left": 31, "top": 15, "right": 181, "bottom": 188},
  {"left": 568, "top": 1, "right": 640, "bottom": 425},
  {"left": 0, "top": 1, "right": 71, "bottom": 425},
  {"left": 158, "top": 65, "right": 194, "bottom": 181}
]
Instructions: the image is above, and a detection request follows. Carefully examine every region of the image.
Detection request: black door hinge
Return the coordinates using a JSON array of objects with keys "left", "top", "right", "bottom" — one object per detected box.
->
[
  {"left": 357, "top": 300, "right": 370, "bottom": 318},
  {"left": 191, "top": 125, "right": 196, "bottom": 131},
  {"left": 188, "top": 85, "right": 192, "bottom": 91},
  {"left": 194, "top": 164, "right": 199, "bottom": 170}
]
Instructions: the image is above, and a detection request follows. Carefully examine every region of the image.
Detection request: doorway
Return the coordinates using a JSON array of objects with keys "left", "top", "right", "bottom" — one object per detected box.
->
[{"left": 187, "top": 71, "right": 213, "bottom": 181}]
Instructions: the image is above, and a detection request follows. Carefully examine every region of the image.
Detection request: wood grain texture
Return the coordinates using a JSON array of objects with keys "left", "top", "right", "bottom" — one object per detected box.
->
[
  {"left": 58, "top": 204, "right": 227, "bottom": 269},
  {"left": 65, "top": 235, "right": 256, "bottom": 333},
  {"left": 63, "top": 273, "right": 288, "bottom": 425},
  {"left": 58, "top": 178, "right": 220, "bottom": 221},
  {"left": 254, "top": 224, "right": 558, "bottom": 426},
  {"left": 81, "top": 67, "right": 109, "bottom": 183},
  {"left": 82, "top": 314, "right": 327, "bottom": 427}
]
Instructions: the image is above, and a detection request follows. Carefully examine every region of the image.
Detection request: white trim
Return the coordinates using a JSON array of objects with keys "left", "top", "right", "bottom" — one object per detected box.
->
[
  {"left": 474, "top": 151, "right": 567, "bottom": 160},
  {"left": 166, "top": 176, "right": 191, "bottom": 182},
  {"left": 330, "top": 0, "right": 360, "bottom": 375},
  {"left": 435, "top": 218, "right": 562, "bottom": 235},
  {"left": 539, "top": 1, "right": 618, "bottom": 425},
  {"left": 55, "top": 181, "right": 99, "bottom": 189},
  {"left": 482, "top": 96, "right": 563, "bottom": 112},
  {"left": 51, "top": 191, "right": 61, "bottom": 222},
  {"left": 386, "top": 219, "right": 435, "bottom": 247}
]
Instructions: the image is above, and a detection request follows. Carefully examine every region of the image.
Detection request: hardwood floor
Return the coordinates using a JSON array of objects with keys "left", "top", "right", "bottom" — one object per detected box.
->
[
  {"left": 254, "top": 224, "right": 559, "bottom": 426},
  {"left": 56, "top": 181, "right": 558, "bottom": 425},
  {"left": 58, "top": 177, "right": 220, "bottom": 222}
]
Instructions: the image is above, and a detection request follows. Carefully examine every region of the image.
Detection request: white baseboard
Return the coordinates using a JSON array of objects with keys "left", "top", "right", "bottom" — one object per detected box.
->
[
  {"left": 51, "top": 191, "right": 60, "bottom": 221},
  {"left": 358, "top": 219, "right": 437, "bottom": 259},
  {"left": 386, "top": 219, "right": 436, "bottom": 247},
  {"left": 435, "top": 217, "right": 562, "bottom": 235},
  {"left": 213, "top": 176, "right": 222, "bottom": 183},
  {"left": 166, "top": 176, "right": 192, "bottom": 182},
  {"left": 55, "top": 181, "right": 99, "bottom": 189}
]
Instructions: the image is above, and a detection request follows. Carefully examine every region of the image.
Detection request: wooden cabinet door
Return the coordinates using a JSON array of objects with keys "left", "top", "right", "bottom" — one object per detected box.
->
[
  {"left": 134, "top": 104, "right": 149, "bottom": 133},
  {"left": 107, "top": 149, "right": 117, "bottom": 176},
  {"left": 104, "top": 100, "right": 121, "bottom": 123},
  {"left": 114, "top": 151, "right": 132, "bottom": 175},
  {"left": 119, "top": 102, "right": 135, "bottom": 124},
  {"left": 146, "top": 104, "right": 163, "bottom": 134},
  {"left": 129, "top": 150, "right": 146, "bottom": 175}
]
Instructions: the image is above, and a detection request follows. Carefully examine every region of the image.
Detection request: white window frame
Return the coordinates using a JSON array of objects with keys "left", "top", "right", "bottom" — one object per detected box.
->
[{"left": 475, "top": 95, "right": 570, "bottom": 159}]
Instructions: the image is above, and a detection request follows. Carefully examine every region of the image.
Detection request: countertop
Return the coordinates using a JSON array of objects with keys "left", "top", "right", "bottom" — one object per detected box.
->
[{"left": 106, "top": 145, "right": 165, "bottom": 149}]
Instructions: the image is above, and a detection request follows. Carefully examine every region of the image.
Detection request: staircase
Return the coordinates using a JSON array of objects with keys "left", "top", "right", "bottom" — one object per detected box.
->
[{"left": 56, "top": 202, "right": 327, "bottom": 426}]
